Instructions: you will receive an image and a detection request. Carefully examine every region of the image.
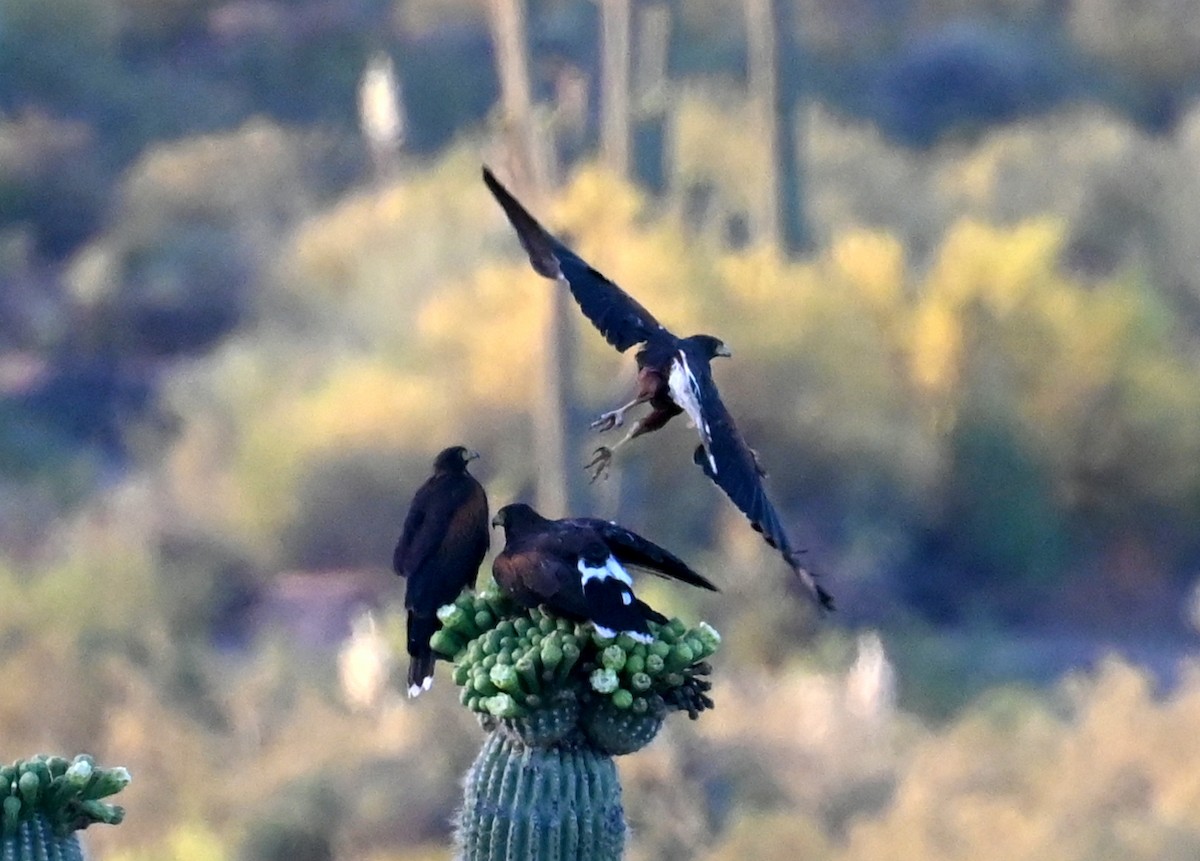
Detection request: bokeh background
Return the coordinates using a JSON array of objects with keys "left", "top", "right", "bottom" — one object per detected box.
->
[{"left": 4, "top": 0, "right": 1200, "bottom": 858}]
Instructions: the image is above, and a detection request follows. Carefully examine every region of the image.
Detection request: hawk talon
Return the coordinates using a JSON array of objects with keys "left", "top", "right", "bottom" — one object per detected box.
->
[
  {"left": 590, "top": 410, "right": 624, "bottom": 432},
  {"left": 585, "top": 446, "right": 614, "bottom": 482}
]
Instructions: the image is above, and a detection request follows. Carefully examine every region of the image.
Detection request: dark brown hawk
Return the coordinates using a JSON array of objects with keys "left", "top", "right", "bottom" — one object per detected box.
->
[
  {"left": 491, "top": 503, "right": 717, "bottom": 641},
  {"left": 484, "top": 167, "right": 834, "bottom": 611},
  {"left": 393, "top": 445, "right": 490, "bottom": 695}
]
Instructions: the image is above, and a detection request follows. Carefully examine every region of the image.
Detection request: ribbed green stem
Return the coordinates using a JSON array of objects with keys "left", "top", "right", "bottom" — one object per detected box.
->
[
  {"left": 1, "top": 815, "right": 85, "bottom": 861},
  {"left": 457, "top": 732, "right": 624, "bottom": 861}
]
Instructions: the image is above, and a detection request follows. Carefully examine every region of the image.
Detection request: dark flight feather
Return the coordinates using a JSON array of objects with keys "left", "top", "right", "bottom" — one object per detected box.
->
[
  {"left": 562, "top": 517, "right": 719, "bottom": 592},
  {"left": 689, "top": 372, "right": 835, "bottom": 610},
  {"left": 483, "top": 167, "right": 666, "bottom": 352}
]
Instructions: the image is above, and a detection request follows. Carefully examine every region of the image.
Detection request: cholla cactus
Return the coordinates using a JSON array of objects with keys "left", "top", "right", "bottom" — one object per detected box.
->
[
  {"left": 1, "top": 754, "right": 130, "bottom": 861},
  {"left": 431, "top": 587, "right": 720, "bottom": 861}
]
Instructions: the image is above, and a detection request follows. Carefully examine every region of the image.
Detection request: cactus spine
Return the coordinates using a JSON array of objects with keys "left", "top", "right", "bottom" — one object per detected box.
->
[
  {"left": 432, "top": 587, "right": 720, "bottom": 861},
  {"left": 1, "top": 755, "right": 130, "bottom": 861}
]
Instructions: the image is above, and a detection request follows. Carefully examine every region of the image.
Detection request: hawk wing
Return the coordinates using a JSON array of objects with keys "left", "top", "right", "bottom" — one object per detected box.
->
[
  {"left": 483, "top": 167, "right": 668, "bottom": 352},
  {"left": 492, "top": 539, "right": 570, "bottom": 606},
  {"left": 564, "top": 517, "right": 719, "bottom": 592},
  {"left": 689, "top": 371, "right": 835, "bottom": 611}
]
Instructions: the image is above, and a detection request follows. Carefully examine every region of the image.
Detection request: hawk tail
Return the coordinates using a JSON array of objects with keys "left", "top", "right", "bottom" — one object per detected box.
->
[
  {"left": 406, "top": 612, "right": 439, "bottom": 697},
  {"left": 788, "top": 553, "right": 836, "bottom": 613}
]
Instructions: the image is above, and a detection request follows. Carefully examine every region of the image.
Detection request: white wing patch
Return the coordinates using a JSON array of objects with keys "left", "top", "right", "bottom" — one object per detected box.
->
[
  {"left": 668, "top": 351, "right": 716, "bottom": 474},
  {"left": 578, "top": 556, "right": 633, "bottom": 588},
  {"left": 592, "top": 623, "right": 653, "bottom": 644}
]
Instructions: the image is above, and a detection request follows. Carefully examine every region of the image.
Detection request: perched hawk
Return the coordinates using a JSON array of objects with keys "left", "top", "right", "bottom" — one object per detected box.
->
[
  {"left": 491, "top": 502, "right": 717, "bottom": 641},
  {"left": 393, "top": 446, "right": 490, "bottom": 695}
]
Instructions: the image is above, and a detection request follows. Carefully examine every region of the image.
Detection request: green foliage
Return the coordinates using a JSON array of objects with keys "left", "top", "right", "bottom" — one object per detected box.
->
[
  {"left": 66, "top": 120, "right": 329, "bottom": 357},
  {"left": 836, "top": 661, "right": 1200, "bottom": 861}
]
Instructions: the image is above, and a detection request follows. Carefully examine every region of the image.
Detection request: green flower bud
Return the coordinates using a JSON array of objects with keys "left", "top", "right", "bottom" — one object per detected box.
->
[
  {"left": 485, "top": 694, "right": 521, "bottom": 719},
  {"left": 645, "top": 654, "right": 665, "bottom": 675},
  {"left": 489, "top": 664, "right": 522, "bottom": 694},
  {"left": 79, "top": 799, "right": 125, "bottom": 825},
  {"left": 615, "top": 633, "right": 641, "bottom": 652},
  {"left": 64, "top": 759, "right": 93, "bottom": 790},
  {"left": 600, "top": 645, "right": 627, "bottom": 672},
  {"left": 17, "top": 771, "right": 39, "bottom": 806},
  {"left": 624, "top": 654, "right": 645, "bottom": 675},
  {"left": 666, "top": 642, "right": 695, "bottom": 672},
  {"left": 3, "top": 795, "right": 20, "bottom": 830},
  {"left": 694, "top": 621, "right": 722, "bottom": 657},
  {"left": 590, "top": 667, "right": 619, "bottom": 694},
  {"left": 649, "top": 640, "right": 671, "bottom": 659},
  {"left": 540, "top": 639, "right": 563, "bottom": 670},
  {"left": 437, "top": 604, "right": 468, "bottom": 630},
  {"left": 515, "top": 657, "right": 541, "bottom": 693},
  {"left": 610, "top": 689, "right": 634, "bottom": 709},
  {"left": 556, "top": 641, "right": 582, "bottom": 683},
  {"left": 429, "top": 628, "right": 464, "bottom": 658},
  {"left": 630, "top": 672, "right": 652, "bottom": 693},
  {"left": 474, "top": 610, "right": 495, "bottom": 630}
]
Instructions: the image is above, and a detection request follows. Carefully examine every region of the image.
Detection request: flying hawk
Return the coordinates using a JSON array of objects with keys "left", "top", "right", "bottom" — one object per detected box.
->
[
  {"left": 393, "top": 446, "right": 490, "bottom": 696},
  {"left": 491, "top": 502, "right": 718, "bottom": 641},
  {"left": 483, "top": 167, "right": 834, "bottom": 611}
]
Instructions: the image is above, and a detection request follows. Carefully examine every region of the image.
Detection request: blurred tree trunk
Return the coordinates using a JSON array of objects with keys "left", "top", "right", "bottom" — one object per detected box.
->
[
  {"left": 487, "top": 0, "right": 575, "bottom": 516},
  {"left": 599, "top": 0, "right": 632, "bottom": 179},
  {"left": 632, "top": 2, "right": 670, "bottom": 193},
  {"left": 745, "top": 0, "right": 809, "bottom": 253}
]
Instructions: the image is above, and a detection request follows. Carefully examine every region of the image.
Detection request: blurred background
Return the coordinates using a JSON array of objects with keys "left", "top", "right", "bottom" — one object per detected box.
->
[{"left": 4, "top": 0, "right": 1200, "bottom": 858}]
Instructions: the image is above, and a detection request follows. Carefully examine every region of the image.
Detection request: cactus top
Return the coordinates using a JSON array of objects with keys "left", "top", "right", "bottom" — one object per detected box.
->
[
  {"left": 1, "top": 755, "right": 130, "bottom": 839},
  {"left": 431, "top": 586, "right": 720, "bottom": 754}
]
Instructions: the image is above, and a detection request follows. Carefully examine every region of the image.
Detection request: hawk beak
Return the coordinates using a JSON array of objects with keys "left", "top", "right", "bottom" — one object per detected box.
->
[
  {"left": 467, "top": 450, "right": 481, "bottom": 461},
  {"left": 490, "top": 513, "right": 503, "bottom": 529},
  {"left": 717, "top": 344, "right": 732, "bottom": 358}
]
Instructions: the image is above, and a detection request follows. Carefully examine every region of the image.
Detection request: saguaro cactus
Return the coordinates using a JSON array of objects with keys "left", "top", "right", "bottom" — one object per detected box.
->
[
  {"left": 1, "top": 754, "right": 130, "bottom": 861},
  {"left": 431, "top": 587, "right": 720, "bottom": 860}
]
